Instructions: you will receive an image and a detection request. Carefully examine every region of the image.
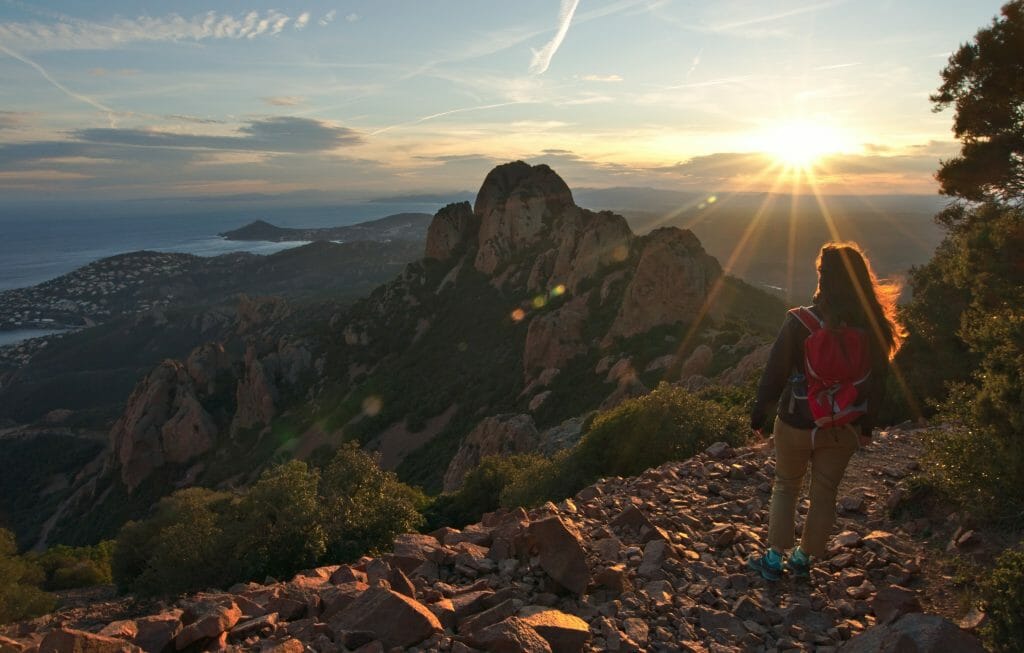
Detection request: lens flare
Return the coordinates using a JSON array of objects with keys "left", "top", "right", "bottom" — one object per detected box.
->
[
  {"left": 550, "top": 284, "right": 566, "bottom": 297},
  {"left": 532, "top": 295, "right": 547, "bottom": 309},
  {"left": 511, "top": 308, "right": 526, "bottom": 322},
  {"left": 362, "top": 395, "right": 383, "bottom": 417}
]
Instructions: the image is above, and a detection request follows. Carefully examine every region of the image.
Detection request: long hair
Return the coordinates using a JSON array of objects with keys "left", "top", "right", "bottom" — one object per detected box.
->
[{"left": 812, "top": 242, "right": 905, "bottom": 359}]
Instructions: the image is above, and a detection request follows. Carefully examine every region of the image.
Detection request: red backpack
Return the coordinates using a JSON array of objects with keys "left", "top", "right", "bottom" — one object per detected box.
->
[{"left": 789, "top": 307, "right": 871, "bottom": 432}]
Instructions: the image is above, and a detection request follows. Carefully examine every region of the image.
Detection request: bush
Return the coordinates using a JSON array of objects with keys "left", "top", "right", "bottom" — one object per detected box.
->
[
  {"left": 980, "top": 544, "right": 1024, "bottom": 652},
  {"left": 320, "top": 443, "right": 426, "bottom": 562},
  {"left": 0, "top": 528, "right": 56, "bottom": 624},
  {"left": 32, "top": 541, "right": 114, "bottom": 590},
  {"left": 497, "top": 383, "right": 748, "bottom": 509},
  {"left": 112, "top": 444, "right": 426, "bottom": 596}
]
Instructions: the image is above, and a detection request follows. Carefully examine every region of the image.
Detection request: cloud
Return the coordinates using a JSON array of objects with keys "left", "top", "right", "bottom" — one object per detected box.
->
[
  {"left": 0, "top": 10, "right": 317, "bottom": 51},
  {"left": 345, "top": 13, "right": 360, "bottom": 23},
  {"left": 71, "top": 116, "right": 361, "bottom": 153},
  {"left": 0, "top": 111, "right": 29, "bottom": 130},
  {"left": 530, "top": 0, "right": 581, "bottom": 75},
  {"left": 263, "top": 96, "right": 305, "bottom": 107},
  {"left": 581, "top": 74, "right": 623, "bottom": 82},
  {"left": 294, "top": 12, "right": 310, "bottom": 30},
  {"left": 320, "top": 10, "right": 338, "bottom": 27},
  {"left": 166, "top": 114, "right": 223, "bottom": 124}
]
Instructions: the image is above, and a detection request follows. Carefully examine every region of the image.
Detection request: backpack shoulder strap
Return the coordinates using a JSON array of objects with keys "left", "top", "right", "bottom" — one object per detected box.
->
[{"left": 788, "top": 306, "right": 823, "bottom": 333}]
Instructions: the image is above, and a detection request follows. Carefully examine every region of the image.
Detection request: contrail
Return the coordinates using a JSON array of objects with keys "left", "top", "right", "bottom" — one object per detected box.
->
[
  {"left": 369, "top": 101, "right": 527, "bottom": 136},
  {"left": 529, "top": 0, "right": 580, "bottom": 75},
  {"left": 0, "top": 42, "right": 118, "bottom": 126}
]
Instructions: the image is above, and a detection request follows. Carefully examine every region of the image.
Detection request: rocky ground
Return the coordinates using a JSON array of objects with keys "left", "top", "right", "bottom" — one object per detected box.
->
[{"left": 0, "top": 424, "right": 991, "bottom": 652}]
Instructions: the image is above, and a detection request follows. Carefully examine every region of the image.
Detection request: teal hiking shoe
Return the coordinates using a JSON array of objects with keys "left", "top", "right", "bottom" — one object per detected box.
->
[
  {"left": 787, "top": 546, "right": 811, "bottom": 578},
  {"left": 747, "top": 547, "right": 783, "bottom": 581}
]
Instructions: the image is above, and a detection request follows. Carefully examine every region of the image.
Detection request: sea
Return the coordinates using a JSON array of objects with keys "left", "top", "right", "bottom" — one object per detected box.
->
[{"left": 0, "top": 199, "right": 446, "bottom": 344}]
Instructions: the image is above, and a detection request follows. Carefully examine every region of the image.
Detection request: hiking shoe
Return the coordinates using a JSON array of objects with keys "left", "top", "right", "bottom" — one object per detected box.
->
[
  {"left": 787, "top": 546, "right": 811, "bottom": 578},
  {"left": 747, "top": 548, "right": 783, "bottom": 581}
]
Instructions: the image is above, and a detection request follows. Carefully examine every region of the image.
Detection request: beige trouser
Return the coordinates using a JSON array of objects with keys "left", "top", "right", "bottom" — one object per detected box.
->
[{"left": 767, "top": 417, "right": 858, "bottom": 558}]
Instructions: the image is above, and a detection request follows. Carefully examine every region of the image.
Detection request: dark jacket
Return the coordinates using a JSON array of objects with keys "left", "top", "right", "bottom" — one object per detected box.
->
[{"left": 750, "top": 305, "right": 888, "bottom": 437}]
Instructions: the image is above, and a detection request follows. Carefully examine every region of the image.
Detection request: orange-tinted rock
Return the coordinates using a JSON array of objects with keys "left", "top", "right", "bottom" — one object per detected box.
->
[
  {"left": 605, "top": 227, "right": 721, "bottom": 342},
  {"left": 174, "top": 602, "right": 242, "bottom": 650},
  {"left": 426, "top": 202, "right": 477, "bottom": 261},
  {"left": 39, "top": 628, "right": 142, "bottom": 653},
  {"left": 523, "top": 297, "right": 589, "bottom": 382},
  {"left": 132, "top": 611, "right": 183, "bottom": 653},
  {"left": 443, "top": 415, "right": 539, "bottom": 492},
  {"left": 527, "top": 516, "right": 590, "bottom": 595},
  {"left": 468, "top": 617, "right": 553, "bottom": 653},
  {"left": 329, "top": 587, "right": 441, "bottom": 649},
  {"left": 518, "top": 608, "right": 591, "bottom": 653}
]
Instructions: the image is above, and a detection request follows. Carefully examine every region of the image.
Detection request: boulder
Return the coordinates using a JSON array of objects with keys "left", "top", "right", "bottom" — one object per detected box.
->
[
  {"left": 174, "top": 601, "right": 242, "bottom": 650},
  {"left": 329, "top": 587, "right": 442, "bottom": 649},
  {"left": 717, "top": 343, "right": 771, "bottom": 386},
  {"left": 468, "top": 617, "right": 553, "bottom": 653},
  {"left": 39, "top": 628, "right": 142, "bottom": 653},
  {"left": 839, "top": 613, "right": 985, "bottom": 652},
  {"left": 678, "top": 344, "right": 713, "bottom": 379},
  {"left": 518, "top": 607, "right": 591, "bottom": 653},
  {"left": 527, "top": 516, "right": 590, "bottom": 595},
  {"left": 871, "top": 586, "right": 922, "bottom": 624},
  {"left": 426, "top": 202, "right": 477, "bottom": 261},
  {"left": 132, "top": 611, "right": 183, "bottom": 652},
  {"left": 443, "top": 415, "right": 539, "bottom": 492}
]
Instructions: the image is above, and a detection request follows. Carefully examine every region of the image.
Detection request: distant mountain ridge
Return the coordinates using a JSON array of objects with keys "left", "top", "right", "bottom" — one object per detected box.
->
[{"left": 219, "top": 212, "right": 432, "bottom": 243}]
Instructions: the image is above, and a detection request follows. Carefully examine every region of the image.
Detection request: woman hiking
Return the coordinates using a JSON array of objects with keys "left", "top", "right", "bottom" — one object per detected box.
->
[{"left": 748, "top": 242, "right": 904, "bottom": 580}]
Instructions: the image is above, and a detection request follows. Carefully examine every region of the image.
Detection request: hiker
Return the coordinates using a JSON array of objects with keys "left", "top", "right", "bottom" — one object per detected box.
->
[{"left": 747, "top": 242, "right": 904, "bottom": 580}]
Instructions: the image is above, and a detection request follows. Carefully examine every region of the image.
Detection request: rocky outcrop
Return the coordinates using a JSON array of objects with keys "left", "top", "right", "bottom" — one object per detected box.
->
[
  {"left": 605, "top": 227, "right": 722, "bottom": 342},
  {"left": 425, "top": 202, "right": 477, "bottom": 261},
  {"left": 443, "top": 415, "right": 540, "bottom": 492},
  {"left": 473, "top": 162, "right": 575, "bottom": 275},
  {"left": 231, "top": 345, "right": 278, "bottom": 435},
  {"left": 110, "top": 360, "right": 218, "bottom": 491},
  {"left": 718, "top": 341, "right": 772, "bottom": 386},
  {"left": 522, "top": 295, "right": 589, "bottom": 382}
]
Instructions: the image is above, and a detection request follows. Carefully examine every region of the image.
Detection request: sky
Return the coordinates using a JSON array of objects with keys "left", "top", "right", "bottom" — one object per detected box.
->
[{"left": 0, "top": 0, "right": 1008, "bottom": 200}]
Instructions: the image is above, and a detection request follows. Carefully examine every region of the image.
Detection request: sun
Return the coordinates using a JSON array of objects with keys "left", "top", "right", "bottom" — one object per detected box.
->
[{"left": 755, "top": 120, "right": 849, "bottom": 168}]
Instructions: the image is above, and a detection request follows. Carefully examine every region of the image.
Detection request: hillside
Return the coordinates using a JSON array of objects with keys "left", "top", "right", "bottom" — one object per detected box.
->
[
  {"left": 0, "top": 424, "right": 987, "bottom": 652},
  {"left": 9, "top": 162, "right": 787, "bottom": 550},
  {"left": 219, "top": 212, "right": 431, "bottom": 243}
]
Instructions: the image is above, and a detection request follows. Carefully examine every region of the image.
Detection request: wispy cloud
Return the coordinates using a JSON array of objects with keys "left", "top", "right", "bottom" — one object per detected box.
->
[
  {"left": 345, "top": 13, "right": 360, "bottom": 23},
  {"left": 88, "top": 67, "right": 140, "bottom": 77},
  {"left": 263, "top": 96, "right": 305, "bottom": 107},
  {"left": 0, "top": 10, "right": 319, "bottom": 51},
  {"left": 813, "top": 62, "right": 861, "bottom": 71},
  {"left": 529, "top": 0, "right": 581, "bottom": 75},
  {"left": 581, "top": 74, "right": 623, "bottom": 82},
  {"left": 370, "top": 102, "right": 530, "bottom": 136},
  {"left": 708, "top": 0, "right": 846, "bottom": 33},
  {"left": 0, "top": 111, "right": 29, "bottom": 130}
]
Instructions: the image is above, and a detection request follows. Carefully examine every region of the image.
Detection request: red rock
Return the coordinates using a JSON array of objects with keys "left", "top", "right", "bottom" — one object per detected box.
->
[
  {"left": 595, "top": 564, "right": 632, "bottom": 593},
  {"left": 871, "top": 586, "right": 922, "bottom": 624},
  {"left": 389, "top": 533, "right": 444, "bottom": 574},
  {"left": 174, "top": 602, "right": 242, "bottom": 650},
  {"left": 97, "top": 622, "right": 137, "bottom": 640},
  {"left": 330, "top": 565, "right": 369, "bottom": 585},
  {"left": 132, "top": 611, "right": 183, "bottom": 653},
  {"left": 265, "top": 595, "right": 306, "bottom": 621},
  {"left": 0, "top": 635, "right": 24, "bottom": 653},
  {"left": 388, "top": 566, "right": 417, "bottom": 598},
  {"left": 458, "top": 599, "right": 518, "bottom": 634},
  {"left": 840, "top": 613, "right": 985, "bottom": 652},
  {"left": 468, "top": 617, "right": 552, "bottom": 653},
  {"left": 39, "top": 628, "right": 142, "bottom": 653},
  {"left": 528, "top": 516, "right": 590, "bottom": 595},
  {"left": 259, "top": 638, "right": 304, "bottom": 653},
  {"left": 320, "top": 581, "right": 369, "bottom": 620},
  {"left": 518, "top": 608, "right": 591, "bottom": 653},
  {"left": 450, "top": 590, "right": 495, "bottom": 620},
  {"left": 329, "top": 587, "right": 441, "bottom": 649},
  {"left": 427, "top": 598, "right": 457, "bottom": 629},
  {"left": 229, "top": 613, "right": 279, "bottom": 639}
]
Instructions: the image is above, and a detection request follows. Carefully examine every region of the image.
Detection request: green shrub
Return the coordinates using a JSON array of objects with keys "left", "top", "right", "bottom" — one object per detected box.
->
[
  {"left": 320, "top": 443, "right": 426, "bottom": 562},
  {"left": 980, "top": 544, "right": 1024, "bottom": 652},
  {"left": 32, "top": 541, "right": 114, "bottom": 590},
  {"left": 225, "top": 461, "right": 326, "bottom": 582},
  {"left": 572, "top": 382, "right": 747, "bottom": 479},
  {"left": 112, "top": 487, "right": 234, "bottom": 596},
  {"left": 0, "top": 528, "right": 56, "bottom": 624},
  {"left": 497, "top": 383, "right": 748, "bottom": 509}
]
